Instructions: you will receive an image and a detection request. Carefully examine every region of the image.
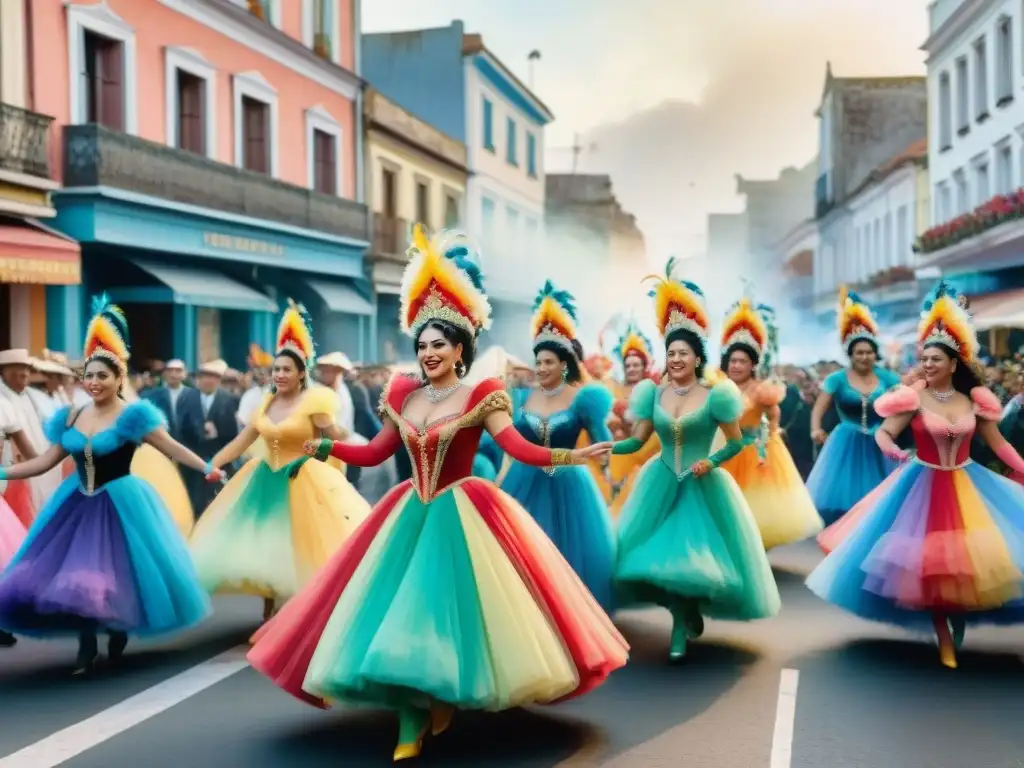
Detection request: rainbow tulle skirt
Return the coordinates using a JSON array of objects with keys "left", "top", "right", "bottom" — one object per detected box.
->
[
  {"left": 807, "top": 459, "right": 1024, "bottom": 630},
  {"left": 247, "top": 478, "right": 628, "bottom": 712}
]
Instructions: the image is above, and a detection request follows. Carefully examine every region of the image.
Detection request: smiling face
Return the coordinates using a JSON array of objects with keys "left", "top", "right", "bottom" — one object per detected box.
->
[
  {"left": 416, "top": 325, "right": 462, "bottom": 383},
  {"left": 727, "top": 349, "right": 755, "bottom": 384},
  {"left": 623, "top": 354, "right": 646, "bottom": 384},
  {"left": 83, "top": 358, "right": 121, "bottom": 403},
  {"left": 535, "top": 348, "right": 565, "bottom": 389},
  {"left": 920, "top": 344, "right": 956, "bottom": 388},
  {"left": 666, "top": 338, "right": 699, "bottom": 383},
  {"left": 272, "top": 353, "right": 304, "bottom": 395},
  {"left": 848, "top": 340, "right": 878, "bottom": 373}
]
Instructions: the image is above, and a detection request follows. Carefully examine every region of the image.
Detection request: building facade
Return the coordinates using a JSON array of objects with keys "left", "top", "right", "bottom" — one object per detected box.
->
[
  {"left": 362, "top": 21, "right": 554, "bottom": 355},
  {"left": 364, "top": 87, "right": 467, "bottom": 364},
  {"left": 34, "top": 0, "right": 371, "bottom": 370},
  {"left": 917, "top": 0, "right": 1024, "bottom": 335},
  {"left": 0, "top": 0, "right": 82, "bottom": 353}
]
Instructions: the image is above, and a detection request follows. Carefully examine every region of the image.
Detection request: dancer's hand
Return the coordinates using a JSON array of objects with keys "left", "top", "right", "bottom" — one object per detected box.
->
[
  {"left": 885, "top": 448, "right": 910, "bottom": 463},
  {"left": 690, "top": 459, "right": 713, "bottom": 477},
  {"left": 811, "top": 429, "right": 827, "bottom": 445},
  {"left": 205, "top": 466, "right": 225, "bottom": 483},
  {"left": 303, "top": 440, "right": 320, "bottom": 457},
  {"left": 574, "top": 442, "right": 612, "bottom": 462}
]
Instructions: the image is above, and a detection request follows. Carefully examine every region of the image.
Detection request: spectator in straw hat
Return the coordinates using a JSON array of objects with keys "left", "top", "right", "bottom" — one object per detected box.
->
[{"left": 190, "top": 359, "right": 240, "bottom": 513}]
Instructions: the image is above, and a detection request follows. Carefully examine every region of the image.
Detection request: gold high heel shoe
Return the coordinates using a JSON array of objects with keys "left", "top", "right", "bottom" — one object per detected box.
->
[
  {"left": 933, "top": 615, "right": 957, "bottom": 669},
  {"left": 393, "top": 708, "right": 429, "bottom": 762},
  {"left": 430, "top": 703, "right": 454, "bottom": 736}
]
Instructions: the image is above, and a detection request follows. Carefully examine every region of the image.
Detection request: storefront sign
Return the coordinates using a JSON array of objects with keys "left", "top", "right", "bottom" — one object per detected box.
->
[
  {"left": 203, "top": 232, "right": 286, "bottom": 257},
  {"left": 0, "top": 256, "right": 80, "bottom": 285}
]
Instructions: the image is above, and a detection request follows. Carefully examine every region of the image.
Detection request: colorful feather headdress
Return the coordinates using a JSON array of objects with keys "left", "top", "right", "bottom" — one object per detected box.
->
[
  {"left": 616, "top": 321, "right": 654, "bottom": 367},
  {"left": 530, "top": 280, "right": 578, "bottom": 354},
  {"left": 83, "top": 294, "right": 130, "bottom": 373},
  {"left": 644, "top": 256, "right": 710, "bottom": 350},
  {"left": 275, "top": 299, "right": 316, "bottom": 368},
  {"left": 721, "top": 297, "right": 770, "bottom": 360},
  {"left": 918, "top": 280, "right": 979, "bottom": 363},
  {"left": 400, "top": 224, "right": 491, "bottom": 338},
  {"left": 837, "top": 286, "right": 879, "bottom": 350},
  {"left": 247, "top": 343, "right": 273, "bottom": 369}
]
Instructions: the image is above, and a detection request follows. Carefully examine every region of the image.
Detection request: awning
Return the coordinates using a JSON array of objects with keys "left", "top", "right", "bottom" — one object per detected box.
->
[
  {"left": 306, "top": 278, "right": 374, "bottom": 315},
  {"left": 107, "top": 258, "right": 277, "bottom": 312},
  {"left": 970, "top": 289, "right": 1024, "bottom": 331},
  {"left": 0, "top": 219, "right": 80, "bottom": 285}
]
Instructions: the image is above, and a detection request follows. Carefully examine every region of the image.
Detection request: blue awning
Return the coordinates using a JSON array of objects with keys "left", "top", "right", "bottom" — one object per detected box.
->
[
  {"left": 107, "top": 258, "right": 277, "bottom": 312},
  {"left": 306, "top": 278, "right": 374, "bottom": 315}
]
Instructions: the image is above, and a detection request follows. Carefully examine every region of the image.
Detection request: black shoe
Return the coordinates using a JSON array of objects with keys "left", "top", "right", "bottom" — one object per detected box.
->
[
  {"left": 108, "top": 631, "right": 128, "bottom": 663},
  {"left": 0, "top": 630, "right": 16, "bottom": 647},
  {"left": 73, "top": 633, "right": 98, "bottom": 677}
]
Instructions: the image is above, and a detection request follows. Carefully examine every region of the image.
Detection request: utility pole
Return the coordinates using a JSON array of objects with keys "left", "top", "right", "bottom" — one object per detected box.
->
[
  {"left": 549, "top": 134, "right": 596, "bottom": 174},
  {"left": 527, "top": 50, "right": 541, "bottom": 89}
]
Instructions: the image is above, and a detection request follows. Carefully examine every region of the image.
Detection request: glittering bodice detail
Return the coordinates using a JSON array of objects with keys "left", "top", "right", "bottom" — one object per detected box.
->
[
  {"left": 911, "top": 409, "right": 976, "bottom": 469},
  {"left": 834, "top": 377, "right": 888, "bottom": 434},
  {"left": 61, "top": 424, "right": 138, "bottom": 495},
  {"left": 517, "top": 408, "right": 584, "bottom": 477},
  {"left": 652, "top": 387, "right": 720, "bottom": 478}
]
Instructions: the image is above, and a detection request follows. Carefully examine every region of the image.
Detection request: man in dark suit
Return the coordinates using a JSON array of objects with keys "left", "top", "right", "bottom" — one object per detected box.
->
[
  {"left": 188, "top": 359, "right": 240, "bottom": 514},
  {"left": 143, "top": 359, "right": 203, "bottom": 447}
]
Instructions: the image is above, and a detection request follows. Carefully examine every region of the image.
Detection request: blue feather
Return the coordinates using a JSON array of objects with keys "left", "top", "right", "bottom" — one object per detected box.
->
[
  {"left": 444, "top": 245, "right": 486, "bottom": 293},
  {"left": 532, "top": 279, "right": 578, "bottom": 321}
]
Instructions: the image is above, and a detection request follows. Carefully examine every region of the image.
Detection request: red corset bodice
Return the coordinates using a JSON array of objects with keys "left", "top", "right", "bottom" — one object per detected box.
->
[{"left": 909, "top": 409, "right": 975, "bottom": 468}]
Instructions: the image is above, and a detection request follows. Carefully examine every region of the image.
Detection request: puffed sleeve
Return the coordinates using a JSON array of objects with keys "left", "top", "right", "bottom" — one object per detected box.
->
[
  {"left": 573, "top": 382, "right": 614, "bottom": 442},
  {"left": 302, "top": 386, "right": 339, "bottom": 423},
  {"left": 708, "top": 379, "right": 744, "bottom": 424},
  {"left": 43, "top": 405, "right": 74, "bottom": 445},
  {"left": 628, "top": 379, "right": 657, "bottom": 422},
  {"left": 970, "top": 386, "right": 1003, "bottom": 421},
  {"left": 116, "top": 400, "right": 169, "bottom": 443},
  {"left": 752, "top": 379, "right": 786, "bottom": 408},
  {"left": 822, "top": 369, "right": 845, "bottom": 396},
  {"left": 469, "top": 377, "right": 513, "bottom": 421},
  {"left": 874, "top": 384, "right": 921, "bottom": 417}
]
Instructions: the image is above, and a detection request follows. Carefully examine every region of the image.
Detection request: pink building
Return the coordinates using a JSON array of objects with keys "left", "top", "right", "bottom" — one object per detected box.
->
[{"left": 33, "top": 0, "right": 373, "bottom": 369}]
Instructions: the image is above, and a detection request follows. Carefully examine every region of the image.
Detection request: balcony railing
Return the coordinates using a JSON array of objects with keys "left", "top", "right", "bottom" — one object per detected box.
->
[
  {"left": 373, "top": 215, "right": 409, "bottom": 258},
  {"left": 63, "top": 124, "right": 369, "bottom": 242},
  {"left": 0, "top": 102, "right": 54, "bottom": 179}
]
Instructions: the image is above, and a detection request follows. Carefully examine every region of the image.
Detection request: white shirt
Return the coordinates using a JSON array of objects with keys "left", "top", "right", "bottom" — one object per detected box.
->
[
  {"left": 200, "top": 391, "right": 215, "bottom": 418},
  {"left": 237, "top": 385, "right": 269, "bottom": 426},
  {"left": 0, "top": 378, "right": 62, "bottom": 507},
  {"left": 333, "top": 379, "right": 355, "bottom": 435},
  {"left": 25, "top": 386, "right": 61, "bottom": 422},
  {"left": 0, "top": 397, "right": 21, "bottom": 440}
]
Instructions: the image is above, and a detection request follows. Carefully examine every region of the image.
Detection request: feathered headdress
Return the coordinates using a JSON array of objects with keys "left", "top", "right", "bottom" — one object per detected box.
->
[
  {"left": 616, "top": 321, "right": 654, "bottom": 367},
  {"left": 644, "top": 256, "right": 710, "bottom": 353},
  {"left": 918, "top": 280, "right": 979, "bottom": 364},
  {"left": 247, "top": 343, "right": 273, "bottom": 369},
  {"left": 530, "top": 280, "right": 578, "bottom": 354},
  {"left": 275, "top": 299, "right": 316, "bottom": 368},
  {"left": 837, "top": 286, "right": 880, "bottom": 351},
  {"left": 721, "top": 297, "right": 770, "bottom": 361},
  {"left": 400, "top": 224, "right": 491, "bottom": 338},
  {"left": 82, "top": 294, "right": 130, "bottom": 372}
]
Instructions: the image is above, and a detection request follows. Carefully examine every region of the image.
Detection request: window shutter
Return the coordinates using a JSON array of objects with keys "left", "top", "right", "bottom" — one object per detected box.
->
[{"left": 100, "top": 42, "right": 125, "bottom": 131}]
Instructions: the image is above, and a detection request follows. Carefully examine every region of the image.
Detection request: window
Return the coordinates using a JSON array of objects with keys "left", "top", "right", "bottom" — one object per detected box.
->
[
  {"left": 416, "top": 181, "right": 430, "bottom": 225},
  {"left": 896, "top": 206, "right": 908, "bottom": 266},
  {"left": 953, "top": 169, "right": 969, "bottom": 214},
  {"left": 233, "top": 71, "right": 278, "bottom": 176},
  {"left": 883, "top": 212, "right": 892, "bottom": 269},
  {"left": 506, "top": 118, "right": 518, "bottom": 166},
  {"left": 67, "top": 2, "right": 137, "bottom": 133},
  {"left": 955, "top": 56, "right": 969, "bottom": 132},
  {"left": 481, "top": 196, "right": 496, "bottom": 246},
  {"left": 164, "top": 47, "right": 217, "bottom": 159},
  {"left": 974, "top": 36, "right": 989, "bottom": 119},
  {"left": 937, "top": 181, "right": 951, "bottom": 222},
  {"left": 305, "top": 105, "right": 342, "bottom": 195},
  {"left": 444, "top": 194, "right": 460, "bottom": 228},
  {"left": 997, "top": 141, "right": 1014, "bottom": 193},
  {"left": 527, "top": 133, "right": 537, "bottom": 177},
  {"left": 975, "top": 160, "right": 991, "bottom": 204},
  {"left": 381, "top": 168, "right": 397, "bottom": 217},
  {"left": 482, "top": 98, "right": 494, "bottom": 151},
  {"left": 997, "top": 16, "right": 1013, "bottom": 104},
  {"left": 872, "top": 219, "right": 881, "bottom": 275},
  {"left": 303, "top": 0, "right": 340, "bottom": 63},
  {"left": 938, "top": 71, "right": 952, "bottom": 149}
]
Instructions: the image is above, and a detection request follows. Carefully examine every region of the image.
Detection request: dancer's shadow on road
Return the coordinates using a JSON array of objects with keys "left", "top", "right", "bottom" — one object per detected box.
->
[{"left": 269, "top": 612, "right": 760, "bottom": 767}]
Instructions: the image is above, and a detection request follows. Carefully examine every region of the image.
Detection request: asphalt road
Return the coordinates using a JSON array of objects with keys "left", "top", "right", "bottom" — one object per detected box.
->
[{"left": 3, "top": 541, "right": 1024, "bottom": 768}]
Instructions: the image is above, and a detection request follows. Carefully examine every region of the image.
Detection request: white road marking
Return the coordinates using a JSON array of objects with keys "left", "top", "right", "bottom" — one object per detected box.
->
[
  {"left": 0, "top": 646, "right": 251, "bottom": 768},
  {"left": 769, "top": 668, "right": 800, "bottom": 768}
]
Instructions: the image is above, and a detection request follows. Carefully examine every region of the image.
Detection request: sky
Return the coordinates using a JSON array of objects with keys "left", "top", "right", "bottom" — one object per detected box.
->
[{"left": 363, "top": 0, "right": 932, "bottom": 263}]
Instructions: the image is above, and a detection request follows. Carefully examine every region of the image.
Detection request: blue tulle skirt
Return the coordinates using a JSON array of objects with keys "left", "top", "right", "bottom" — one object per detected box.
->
[
  {"left": 0, "top": 476, "right": 211, "bottom": 638},
  {"left": 500, "top": 463, "right": 616, "bottom": 610},
  {"left": 473, "top": 454, "right": 498, "bottom": 482},
  {"left": 806, "top": 423, "right": 897, "bottom": 524}
]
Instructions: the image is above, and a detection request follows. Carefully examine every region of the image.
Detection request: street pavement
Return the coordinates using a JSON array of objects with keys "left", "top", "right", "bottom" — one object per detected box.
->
[{"left": 3, "top": 541, "right": 1024, "bottom": 768}]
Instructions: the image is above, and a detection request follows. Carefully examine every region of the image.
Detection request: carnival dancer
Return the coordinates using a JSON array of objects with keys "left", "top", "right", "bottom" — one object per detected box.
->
[
  {"left": 716, "top": 298, "right": 823, "bottom": 549},
  {"left": 610, "top": 258, "right": 781, "bottom": 662},
  {"left": 806, "top": 289, "right": 900, "bottom": 524},
  {"left": 809, "top": 282, "right": 1024, "bottom": 668},
  {"left": 0, "top": 397, "right": 27, "bottom": 647},
  {"left": 497, "top": 281, "right": 616, "bottom": 609},
  {"left": 190, "top": 302, "right": 371, "bottom": 622},
  {"left": 0, "top": 298, "right": 215, "bottom": 675},
  {"left": 247, "top": 225, "right": 627, "bottom": 762}
]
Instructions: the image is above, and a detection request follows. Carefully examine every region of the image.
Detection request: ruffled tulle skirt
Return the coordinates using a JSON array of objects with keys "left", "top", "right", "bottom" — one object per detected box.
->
[
  {"left": 0, "top": 495, "right": 26, "bottom": 569},
  {"left": 719, "top": 436, "right": 823, "bottom": 550},
  {"left": 615, "top": 457, "right": 781, "bottom": 620},
  {"left": 189, "top": 456, "right": 371, "bottom": 600},
  {"left": 0, "top": 476, "right": 210, "bottom": 637},
  {"left": 247, "top": 478, "right": 628, "bottom": 711},
  {"left": 807, "top": 460, "right": 1024, "bottom": 630},
  {"left": 806, "top": 423, "right": 896, "bottom": 524},
  {"left": 131, "top": 444, "right": 194, "bottom": 537},
  {"left": 500, "top": 463, "right": 615, "bottom": 610}
]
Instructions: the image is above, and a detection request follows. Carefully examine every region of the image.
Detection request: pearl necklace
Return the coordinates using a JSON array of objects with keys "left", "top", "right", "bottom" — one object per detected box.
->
[
  {"left": 672, "top": 383, "right": 695, "bottom": 397},
  {"left": 426, "top": 382, "right": 462, "bottom": 403},
  {"left": 929, "top": 387, "right": 955, "bottom": 402},
  {"left": 540, "top": 381, "right": 566, "bottom": 398}
]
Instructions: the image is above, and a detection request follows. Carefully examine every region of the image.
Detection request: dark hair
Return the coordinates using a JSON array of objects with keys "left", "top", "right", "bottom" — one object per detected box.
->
[
  {"left": 720, "top": 342, "right": 760, "bottom": 375},
  {"left": 414, "top": 319, "right": 476, "bottom": 378},
  {"left": 84, "top": 355, "right": 125, "bottom": 397},
  {"left": 533, "top": 340, "right": 582, "bottom": 384},
  {"left": 922, "top": 342, "right": 983, "bottom": 394},
  {"left": 273, "top": 349, "right": 308, "bottom": 391},
  {"left": 665, "top": 328, "right": 706, "bottom": 380},
  {"left": 846, "top": 338, "right": 879, "bottom": 358}
]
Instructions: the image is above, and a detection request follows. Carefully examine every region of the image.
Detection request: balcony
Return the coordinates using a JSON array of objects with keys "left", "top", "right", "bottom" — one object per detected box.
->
[
  {"left": 62, "top": 124, "right": 369, "bottom": 242},
  {"left": 0, "top": 103, "right": 54, "bottom": 180},
  {"left": 814, "top": 172, "right": 833, "bottom": 219}
]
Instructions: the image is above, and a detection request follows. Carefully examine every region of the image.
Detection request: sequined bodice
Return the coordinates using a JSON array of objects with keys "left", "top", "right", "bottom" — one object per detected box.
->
[
  {"left": 832, "top": 371, "right": 893, "bottom": 434},
  {"left": 517, "top": 409, "right": 587, "bottom": 449},
  {"left": 652, "top": 389, "right": 721, "bottom": 477},
  {"left": 910, "top": 408, "right": 976, "bottom": 468},
  {"left": 61, "top": 425, "right": 138, "bottom": 495}
]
